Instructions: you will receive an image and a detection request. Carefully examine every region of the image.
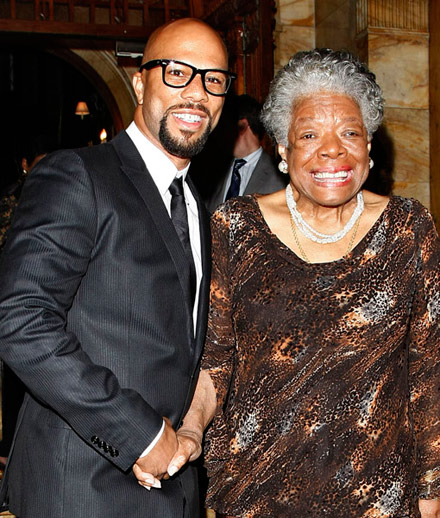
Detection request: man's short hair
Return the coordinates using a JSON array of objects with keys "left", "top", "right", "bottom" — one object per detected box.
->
[{"left": 233, "top": 94, "right": 265, "bottom": 140}]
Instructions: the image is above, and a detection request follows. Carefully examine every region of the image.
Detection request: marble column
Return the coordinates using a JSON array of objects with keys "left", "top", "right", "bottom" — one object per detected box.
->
[{"left": 356, "top": 0, "right": 430, "bottom": 208}]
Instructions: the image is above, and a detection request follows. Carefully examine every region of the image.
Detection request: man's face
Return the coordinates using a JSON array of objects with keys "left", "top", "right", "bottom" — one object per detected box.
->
[{"left": 133, "top": 21, "right": 228, "bottom": 166}]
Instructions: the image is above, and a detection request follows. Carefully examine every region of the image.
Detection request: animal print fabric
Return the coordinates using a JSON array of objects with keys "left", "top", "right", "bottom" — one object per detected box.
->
[{"left": 201, "top": 194, "right": 440, "bottom": 518}]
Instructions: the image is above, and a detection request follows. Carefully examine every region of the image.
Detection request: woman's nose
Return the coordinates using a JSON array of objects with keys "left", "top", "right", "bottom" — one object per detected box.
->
[{"left": 318, "top": 133, "right": 346, "bottom": 159}]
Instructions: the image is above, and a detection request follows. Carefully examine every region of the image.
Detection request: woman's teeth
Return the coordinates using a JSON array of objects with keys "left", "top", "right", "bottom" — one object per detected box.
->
[{"left": 313, "top": 170, "right": 351, "bottom": 182}]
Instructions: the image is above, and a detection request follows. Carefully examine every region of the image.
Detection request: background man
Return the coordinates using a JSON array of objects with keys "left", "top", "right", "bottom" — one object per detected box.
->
[
  {"left": 202, "top": 94, "right": 287, "bottom": 213},
  {"left": 0, "top": 17, "right": 232, "bottom": 518}
]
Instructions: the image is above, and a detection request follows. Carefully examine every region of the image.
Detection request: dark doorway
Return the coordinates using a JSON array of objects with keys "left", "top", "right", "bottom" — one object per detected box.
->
[{"left": 0, "top": 48, "right": 114, "bottom": 192}]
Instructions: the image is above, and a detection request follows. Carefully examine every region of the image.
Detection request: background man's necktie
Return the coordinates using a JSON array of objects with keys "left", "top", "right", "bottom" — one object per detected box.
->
[
  {"left": 169, "top": 177, "right": 196, "bottom": 305},
  {"left": 225, "top": 158, "right": 246, "bottom": 201}
]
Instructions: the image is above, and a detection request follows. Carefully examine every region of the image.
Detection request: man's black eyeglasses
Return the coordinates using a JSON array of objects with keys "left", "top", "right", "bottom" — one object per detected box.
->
[{"left": 139, "top": 59, "right": 236, "bottom": 97}]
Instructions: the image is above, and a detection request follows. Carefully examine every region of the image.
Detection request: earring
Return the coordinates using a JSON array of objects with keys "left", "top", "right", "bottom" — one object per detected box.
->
[
  {"left": 278, "top": 159, "right": 289, "bottom": 174},
  {"left": 369, "top": 157, "right": 374, "bottom": 169}
]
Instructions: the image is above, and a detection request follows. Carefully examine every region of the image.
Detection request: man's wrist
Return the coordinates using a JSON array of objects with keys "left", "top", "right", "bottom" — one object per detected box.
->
[{"left": 139, "top": 419, "right": 165, "bottom": 458}]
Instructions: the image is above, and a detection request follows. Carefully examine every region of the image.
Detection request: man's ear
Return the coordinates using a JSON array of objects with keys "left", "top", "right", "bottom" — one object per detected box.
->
[
  {"left": 132, "top": 72, "right": 144, "bottom": 105},
  {"left": 21, "top": 157, "right": 29, "bottom": 174},
  {"left": 237, "top": 118, "right": 249, "bottom": 134}
]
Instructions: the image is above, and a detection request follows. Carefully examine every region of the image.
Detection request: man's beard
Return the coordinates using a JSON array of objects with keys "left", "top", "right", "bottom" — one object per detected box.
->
[{"left": 158, "top": 104, "right": 212, "bottom": 158}]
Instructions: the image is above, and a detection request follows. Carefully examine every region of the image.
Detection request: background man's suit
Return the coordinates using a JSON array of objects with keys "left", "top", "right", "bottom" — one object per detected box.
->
[
  {"left": 0, "top": 130, "right": 210, "bottom": 517},
  {"left": 205, "top": 150, "right": 287, "bottom": 213}
]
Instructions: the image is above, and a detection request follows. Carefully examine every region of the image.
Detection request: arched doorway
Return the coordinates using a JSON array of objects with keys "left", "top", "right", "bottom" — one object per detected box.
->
[{"left": 0, "top": 42, "right": 135, "bottom": 192}]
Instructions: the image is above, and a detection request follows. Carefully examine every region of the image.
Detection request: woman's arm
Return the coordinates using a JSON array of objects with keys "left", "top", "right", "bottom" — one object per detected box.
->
[
  {"left": 134, "top": 370, "right": 217, "bottom": 488},
  {"left": 167, "top": 369, "right": 217, "bottom": 476}
]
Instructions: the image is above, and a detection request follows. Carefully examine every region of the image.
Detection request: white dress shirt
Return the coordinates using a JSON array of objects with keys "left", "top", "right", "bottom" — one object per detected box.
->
[{"left": 126, "top": 121, "right": 202, "bottom": 458}]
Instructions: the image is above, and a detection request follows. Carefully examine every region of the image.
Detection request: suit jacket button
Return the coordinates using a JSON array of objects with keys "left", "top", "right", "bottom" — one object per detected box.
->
[
  {"left": 113, "top": 449, "right": 119, "bottom": 457},
  {"left": 91, "top": 436, "right": 99, "bottom": 444},
  {"left": 103, "top": 444, "right": 110, "bottom": 453}
]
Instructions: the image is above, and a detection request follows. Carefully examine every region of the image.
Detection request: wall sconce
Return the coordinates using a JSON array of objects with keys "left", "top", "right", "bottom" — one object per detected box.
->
[
  {"left": 75, "top": 101, "right": 90, "bottom": 119},
  {"left": 100, "top": 128, "right": 107, "bottom": 143}
]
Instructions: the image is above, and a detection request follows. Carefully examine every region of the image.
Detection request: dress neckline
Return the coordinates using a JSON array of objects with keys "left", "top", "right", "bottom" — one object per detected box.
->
[{"left": 249, "top": 193, "right": 394, "bottom": 267}]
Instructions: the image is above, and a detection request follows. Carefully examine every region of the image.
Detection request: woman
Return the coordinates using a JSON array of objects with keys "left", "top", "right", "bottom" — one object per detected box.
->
[{"left": 139, "top": 49, "right": 440, "bottom": 517}]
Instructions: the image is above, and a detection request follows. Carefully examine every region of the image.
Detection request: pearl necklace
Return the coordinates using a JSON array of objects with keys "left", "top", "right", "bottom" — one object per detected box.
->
[
  {"left": 285, "top": 184, "right": 364, "bottom": 244},
  {"left": 290, "top": 213, "right": 361, "bottom": 263}
]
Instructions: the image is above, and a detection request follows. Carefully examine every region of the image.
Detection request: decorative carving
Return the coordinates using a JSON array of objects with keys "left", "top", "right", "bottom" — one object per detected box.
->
[
  {"left": 357, "top": 0, "right": 428, "bottom": 33},
  {"left": 204, "top": 0, "right": 258, "bottom": 29}
]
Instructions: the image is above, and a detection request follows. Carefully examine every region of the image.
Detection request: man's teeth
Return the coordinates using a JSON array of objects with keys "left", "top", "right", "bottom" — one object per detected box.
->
[
  {"left": 314, "top": 170, "right": 351, "bottom": 181},
  {"left": 173, "top": 113, "right": 203, "bottom": 123}
]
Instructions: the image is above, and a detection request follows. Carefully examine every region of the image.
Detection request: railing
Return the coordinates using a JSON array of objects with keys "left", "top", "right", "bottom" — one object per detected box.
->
[{"left": 0, "top": 0, "right": 192, "bottom": 38}]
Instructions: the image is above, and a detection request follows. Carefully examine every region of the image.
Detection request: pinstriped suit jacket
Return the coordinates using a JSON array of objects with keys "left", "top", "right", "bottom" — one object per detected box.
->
[{"left": 0, "top": 130, "right": 210, "bottom": 517}]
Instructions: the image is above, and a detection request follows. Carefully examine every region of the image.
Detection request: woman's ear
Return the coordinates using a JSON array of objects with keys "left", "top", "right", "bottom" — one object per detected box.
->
[{"left": 278, "top": 144, "right": 287, "bottom": 161}]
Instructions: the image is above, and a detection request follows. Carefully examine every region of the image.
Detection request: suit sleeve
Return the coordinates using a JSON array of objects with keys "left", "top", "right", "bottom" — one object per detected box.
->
[{"left": 0, "top": 150, "right": 163, "bottom": 472}]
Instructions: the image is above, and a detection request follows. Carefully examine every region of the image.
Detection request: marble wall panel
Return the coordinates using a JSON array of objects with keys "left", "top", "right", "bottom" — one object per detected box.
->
[
  {"left": 315, "top": 1, "right": 358, "bottom": 55},
  {"left": 368, "top": 32, "right": 428, "bottom": 109},
  {"left": 274, "top": 25, "right": 315, "bottom": 70},
  {"left": 278, "top": 0, "right": 314, "bottom": 26},
  {"left": 315, "top": 0, "right": 351, "bottom": 26},
  {"left": 392, "top": 181, "right": 430, "bottom": 208},
  {"left": 381, "top": 106, "right": 429, "bottom": 206}
]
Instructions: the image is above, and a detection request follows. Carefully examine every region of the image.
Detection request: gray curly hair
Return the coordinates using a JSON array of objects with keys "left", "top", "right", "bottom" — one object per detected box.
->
[{"left": 261, "top": 48, "right": 384, "bottom": 146}]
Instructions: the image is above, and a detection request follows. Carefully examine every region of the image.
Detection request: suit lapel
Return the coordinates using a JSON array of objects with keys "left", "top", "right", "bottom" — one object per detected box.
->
[
  {"left": 111, "top": 132, "right": 195, "bottom": 320},
  {"left": 244, "top": 155, "right": 267, "bottom": 194}
]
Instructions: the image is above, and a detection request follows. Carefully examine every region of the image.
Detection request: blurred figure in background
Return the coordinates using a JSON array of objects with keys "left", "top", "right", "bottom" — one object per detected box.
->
[
  {"left": 191, "top": 94, "right": 287, "bottom": 213},
  {"left": 0, "top": 134, "right": 55, "bottom": 250}
]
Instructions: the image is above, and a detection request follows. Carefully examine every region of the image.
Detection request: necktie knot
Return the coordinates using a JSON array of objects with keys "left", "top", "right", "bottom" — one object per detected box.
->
[
  {"left": 233, "top": 158, "right": 246, "bottom": 172},
  {"left": 225, "top": 159, "right": 246, "bottom": 201},
  {"left": 169, "top": 177, "right": 185, "bottom": 197}
]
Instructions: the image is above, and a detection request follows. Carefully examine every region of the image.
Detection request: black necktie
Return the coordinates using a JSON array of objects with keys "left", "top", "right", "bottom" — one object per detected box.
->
[
  {"left": 169, "top": 177, "right": 196, "bottom": 305},
  {"left": 225, "top": 158, "right": 246, "bottom": 201}
]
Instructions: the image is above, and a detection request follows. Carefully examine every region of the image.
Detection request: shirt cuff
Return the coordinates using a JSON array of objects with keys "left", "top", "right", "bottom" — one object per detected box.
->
[{"left": 140, "top": 419, "right": 165, "bottom": 458}]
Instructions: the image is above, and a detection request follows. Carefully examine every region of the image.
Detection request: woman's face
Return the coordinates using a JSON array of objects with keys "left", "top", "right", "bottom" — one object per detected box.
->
[{"left": 279, "top": 92, "right": 371, "bottom": 208}]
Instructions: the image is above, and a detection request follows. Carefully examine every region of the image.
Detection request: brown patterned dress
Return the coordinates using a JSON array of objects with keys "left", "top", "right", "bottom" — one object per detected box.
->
[{"left": 202, "top": 194, "right": 440, "bottom": 518}]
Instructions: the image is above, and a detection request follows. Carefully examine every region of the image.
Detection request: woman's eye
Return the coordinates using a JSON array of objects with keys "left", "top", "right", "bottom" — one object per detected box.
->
[{"left": 344, "top": 130, "right": 360, "bottom": 137}]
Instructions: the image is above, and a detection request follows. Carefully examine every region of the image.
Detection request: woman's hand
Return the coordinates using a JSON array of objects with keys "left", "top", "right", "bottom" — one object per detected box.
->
[
  {"left": 167, "top": 428, "right": 203, "bottom": 476},
  {"left": 419, "top": 498, "right": 440, "bottom": 518}
]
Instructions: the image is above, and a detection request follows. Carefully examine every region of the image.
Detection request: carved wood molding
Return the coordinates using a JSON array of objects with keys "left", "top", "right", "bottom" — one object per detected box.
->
[
  {"left": 357, "top": 0, "right": 428, "bottom": 33},
  {"left": 202, "top": 0, "right": 258, "bottom": 29}
]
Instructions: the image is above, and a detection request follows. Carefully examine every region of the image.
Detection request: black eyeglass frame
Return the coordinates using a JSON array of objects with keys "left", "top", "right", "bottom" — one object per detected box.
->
[{"left": 139, "top": 59, "right": 237, "bottom": 97}]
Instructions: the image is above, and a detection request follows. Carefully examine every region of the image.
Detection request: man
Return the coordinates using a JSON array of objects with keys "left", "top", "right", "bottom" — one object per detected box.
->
[
  {"left": 205, "top": 94, "right": 287, "bottom": 213},
  {"left": 0, "top": 17, "right": 233, "bottom": 518}
]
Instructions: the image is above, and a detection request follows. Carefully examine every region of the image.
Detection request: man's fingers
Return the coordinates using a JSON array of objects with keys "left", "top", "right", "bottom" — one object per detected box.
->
[{"left": 133, "top": 464, "right": 162, "bottom": 489}]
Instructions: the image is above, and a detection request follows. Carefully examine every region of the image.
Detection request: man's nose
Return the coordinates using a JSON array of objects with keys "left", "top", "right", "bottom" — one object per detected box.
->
[{"left": 181, "top": 73, "right": 209, "bottom": 103}]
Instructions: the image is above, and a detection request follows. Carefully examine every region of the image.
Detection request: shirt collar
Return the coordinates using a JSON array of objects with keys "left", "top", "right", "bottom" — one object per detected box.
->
[
  {"left": 241, "top": 146, "right": 263, "bottom": 165},
  {"left": 126, "top": 121, "right": 190, "bottom": 196}
]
